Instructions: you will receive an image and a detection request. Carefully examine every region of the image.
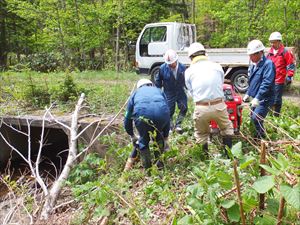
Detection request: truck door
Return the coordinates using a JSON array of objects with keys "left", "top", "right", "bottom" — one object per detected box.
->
[{"left": 139, "top": 25, "right": 167, "bottom": 57}]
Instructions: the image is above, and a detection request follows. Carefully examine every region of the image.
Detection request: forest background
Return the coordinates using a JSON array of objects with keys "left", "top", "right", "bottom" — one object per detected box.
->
[{"left": 0, "top": 0, "right": 299, "bottom": 72}]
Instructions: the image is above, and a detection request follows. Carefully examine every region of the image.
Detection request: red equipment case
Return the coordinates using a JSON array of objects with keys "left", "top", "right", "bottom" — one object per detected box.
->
[{"left": 210, "top": 84, "right": 243, "bottom": 134}]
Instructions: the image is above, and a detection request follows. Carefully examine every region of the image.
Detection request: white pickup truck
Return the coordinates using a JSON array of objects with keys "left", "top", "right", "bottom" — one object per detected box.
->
[{"left": 135, "top": 22, "right": 250, "bottom": 93}]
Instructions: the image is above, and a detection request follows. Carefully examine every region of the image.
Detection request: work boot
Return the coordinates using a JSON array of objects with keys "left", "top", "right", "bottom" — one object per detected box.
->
[
  {"left": 123, "top": 157, "right": 137, "bottom": 172},
  {"left": 222, "top": 136, "right": 232, "bottom": 158},
  {"left": 140, "top": 149, "right": 152, "bottom": 170},
  {"left": 273, "top": 104, "right": 281, "bottom": 117},
  {"left": 201, "top": 143, "right": 209, "bottom": 159}
]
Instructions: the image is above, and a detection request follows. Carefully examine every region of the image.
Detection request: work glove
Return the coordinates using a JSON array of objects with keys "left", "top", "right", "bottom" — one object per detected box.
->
[
  {"left": 286, "top": 76, "right": 293, "bottom": 85},
  {"left": 243, "top": 94, "right": 250, "bottom": 102},
  {"left": 250, "top": 98, "right": 260, "bottom": 107},
  {"left": 130, "top": 135, "right": 138, "bottom": 145}
]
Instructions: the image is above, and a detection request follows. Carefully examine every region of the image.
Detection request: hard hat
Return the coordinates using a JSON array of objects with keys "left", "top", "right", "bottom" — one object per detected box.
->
[
  {"left": 164, "top": 49, "right": 178, "bottom": 64},
  {"left": 137, "top": 78, "right": 152, "bottom": 88},
  {"left": 269, "top": 32, "right": 282, "bottom": 41},
  {"left": 188, "top": 42, "right": 205, "bottom": 57},
  {"left": 247, "top": 40, "right": 265, "bottom": 55}
]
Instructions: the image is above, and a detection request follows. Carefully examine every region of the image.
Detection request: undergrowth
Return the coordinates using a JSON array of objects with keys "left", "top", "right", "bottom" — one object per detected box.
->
[
  {"left": 0, "top": 70, "right": 299, "bottom": 224},
  {"left": 67, "top": 100, "right": 300, "bottom": 225}
]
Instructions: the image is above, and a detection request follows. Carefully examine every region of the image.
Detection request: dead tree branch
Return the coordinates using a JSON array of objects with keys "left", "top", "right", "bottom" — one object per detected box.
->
[{"left": 40, "top": 93, "right": 85, "bottom": 220}]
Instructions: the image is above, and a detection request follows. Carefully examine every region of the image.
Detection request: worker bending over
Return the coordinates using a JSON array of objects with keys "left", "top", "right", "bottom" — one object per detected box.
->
[{"left": 124, "top": 79, "right": 170, "bottom": 171}]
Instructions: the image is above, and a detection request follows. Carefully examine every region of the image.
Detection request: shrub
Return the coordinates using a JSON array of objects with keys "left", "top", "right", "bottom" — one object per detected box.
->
[
  {"left": 50, "top": 73, "right": 79, "bottom": 102},
  {"left": 26, "top": 52, "right": 63, "bottom": 72},
  {"left": 23, "top": 74, "right": 51, "bottom": 107}
]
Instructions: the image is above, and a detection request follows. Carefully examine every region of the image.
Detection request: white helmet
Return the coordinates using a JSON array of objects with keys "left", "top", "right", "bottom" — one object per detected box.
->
[
  {"left": 247, "top": 40, "right": 265, "bottom": 55},
  {"left": 137, "top": 78, "right": 152, "bottom": 88},
  {"left": 164, "top": 49, "right": 178, "bottom": 64},
  {"left": 269, "top": 32, "right": 282, "bottom": 41},
  {"left": 188, "top": 42, "right": 206, "bottom": 57}
]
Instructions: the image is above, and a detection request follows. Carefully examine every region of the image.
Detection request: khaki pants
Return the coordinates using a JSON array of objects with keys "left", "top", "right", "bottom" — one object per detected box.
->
[{"left": 193, "top": 102, "right": 234, "bottom": 144}]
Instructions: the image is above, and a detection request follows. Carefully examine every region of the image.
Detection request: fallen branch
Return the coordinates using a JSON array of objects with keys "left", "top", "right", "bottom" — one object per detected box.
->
[{"left": 40, "top": 93, "right": 85, "bottom": 220}]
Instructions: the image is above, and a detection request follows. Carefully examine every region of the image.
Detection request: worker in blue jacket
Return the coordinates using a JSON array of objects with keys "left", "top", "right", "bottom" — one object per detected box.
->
[
  {"left": 243, "top": 40, "right": 275, "bottom": 139},
  {"left": 124, "top": 79, "right": 170, "bottom": 171},
  {"left": 155, "top": 49, "right": 187, "bottom": 133}
]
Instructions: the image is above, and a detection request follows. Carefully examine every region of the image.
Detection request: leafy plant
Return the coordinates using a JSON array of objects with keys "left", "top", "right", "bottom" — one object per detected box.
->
[
  {"left": 50, "top": 73, "right": 79, "bottom": 102},
  {"left": 23, "top": 73, "right": 51, "bottom": 107}
]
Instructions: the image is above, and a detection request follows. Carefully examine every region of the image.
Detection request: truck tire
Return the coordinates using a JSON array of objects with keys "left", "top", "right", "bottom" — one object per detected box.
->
[
  {"left": 150, "top": 66, "right": 160, "bottom": 82},
  {"left": 230, "top": 69, "right": 248, "bottom": 93}
]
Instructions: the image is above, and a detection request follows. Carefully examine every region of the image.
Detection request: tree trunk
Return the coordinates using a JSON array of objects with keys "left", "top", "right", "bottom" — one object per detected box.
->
[
  {"left": 0, "top": 2, "right": 7, "bottom": 70},
  {"left": 55, "top": 2, "right": 68, "bottom": 68},
  {"left": 115, "top": 0, "right": 123, "bottom": 72}
]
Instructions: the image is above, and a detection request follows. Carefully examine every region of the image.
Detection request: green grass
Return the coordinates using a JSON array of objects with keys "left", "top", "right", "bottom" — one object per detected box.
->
[
  {"left": 0, "top": 70, "right": 143, "bottom": 115},
  {"left": 293, "top": 68, "right": 300, "bottom": 81}
]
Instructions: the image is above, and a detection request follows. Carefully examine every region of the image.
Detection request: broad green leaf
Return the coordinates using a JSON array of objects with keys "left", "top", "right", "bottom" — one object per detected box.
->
[
  {"left": 240, "top": 156, "right": 255, "bottom": 169},
  {"left": 252, "top": 176, "right": 275, "bottom": 193},
  {"left": 268, "top": 157, "right": 282, "bottom": 170},
  {"left": 216, "top": 171, "right": 233, "bottom": 189},
  {"left": 231, "top": 142, "right": 243, "bottom": 159},
  {"left": 259, "top": 164, "right": 281, "bottom": 176},
  {"left": 242, "top": 195, "right": 258, "bottom": 213},
  {"left": 187, "top": 197, "right": 203, "bottom": 210},
  {"left": 221, "top": 199, "right": 235, "bottom": 209},
  {"left": 186, "top": 183, "right": 204, "bottom": 197},
  {"left": 277, "top": 153, "right": 289, "bottom": 170},
  {"left": 227, "top": 203, "right": 240, "bottom": 222},
  {"left": 280, "top": 184, "right": 300, "bottom": 210},
  {"left": 266, "top": 198, "right": 279, "bottom": 215},
  {"left": 254, "top": 214, "right": 277, "bottom": 224},
  {"left": 178, "top": 215, "right": 194, "bottom": 225}
]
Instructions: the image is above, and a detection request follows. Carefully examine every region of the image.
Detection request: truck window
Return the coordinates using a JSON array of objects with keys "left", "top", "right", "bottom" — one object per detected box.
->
[
  {"left": 140, "top": 26, "right": 166, "bottom": 56},
  {"left": 177, "top": 25, "right": 194, "bottom": 50}
]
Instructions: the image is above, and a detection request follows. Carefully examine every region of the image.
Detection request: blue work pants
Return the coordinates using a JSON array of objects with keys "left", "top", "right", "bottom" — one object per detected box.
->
[
  {"left": 250, "top": 101, "right": 272, "bottom": 139},
  {"left": 273, "top": 84, "right": 285, "bottom": 117},
  {"left": 134, "top": 116, "right": 170, "bottom": 152},
  {"left": 167, "top": 96, "right": 187, "bottom": 128}
]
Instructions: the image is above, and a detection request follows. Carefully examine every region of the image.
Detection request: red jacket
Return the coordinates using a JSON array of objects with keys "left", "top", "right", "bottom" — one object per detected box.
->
[{"left": 267, "top": 44, "right": 295, "bottom": 84}]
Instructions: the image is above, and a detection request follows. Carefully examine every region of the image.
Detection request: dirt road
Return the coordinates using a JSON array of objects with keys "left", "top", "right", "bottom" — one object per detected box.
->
[{"left": 283, "top": 81, "right": 300, "bottom": 107}]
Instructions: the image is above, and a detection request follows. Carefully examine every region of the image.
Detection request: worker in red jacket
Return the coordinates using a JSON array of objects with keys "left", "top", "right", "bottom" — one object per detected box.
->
[{"left": 267, "top": 32, "right": 295, "bottom": 117}]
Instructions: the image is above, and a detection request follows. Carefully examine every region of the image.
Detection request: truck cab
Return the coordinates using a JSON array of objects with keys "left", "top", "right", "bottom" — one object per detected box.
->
[
  {"left": 135, "top": 22, "right": 195, "bottom": 74},
  {"left": 135, "top": 22, "right": 250, "bottom": 93}
]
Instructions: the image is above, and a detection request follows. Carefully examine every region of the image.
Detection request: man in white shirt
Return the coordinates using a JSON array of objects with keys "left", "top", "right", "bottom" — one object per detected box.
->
[{"left": 185, "top": 42, "right": 234, "bottom": 157}]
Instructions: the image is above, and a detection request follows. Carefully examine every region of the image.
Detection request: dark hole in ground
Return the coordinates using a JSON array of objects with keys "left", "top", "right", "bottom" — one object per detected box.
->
[{"left": 0, "top": 123, "right": 69, "bottom": 178}]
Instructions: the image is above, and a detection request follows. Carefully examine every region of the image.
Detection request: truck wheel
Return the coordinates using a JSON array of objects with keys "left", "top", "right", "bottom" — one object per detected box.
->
[
  {"left": 150, "top": 66, "right": 160, "bottom": 82},
  {"left": 230, "top": 69, "right": 248, "bottom": 93}
]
